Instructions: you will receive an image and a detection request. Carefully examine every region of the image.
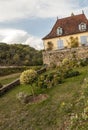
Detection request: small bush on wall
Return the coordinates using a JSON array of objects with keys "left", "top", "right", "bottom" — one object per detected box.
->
[
  {"left": 67, "top": 36, "right": 79, "bottom": 48},
  {"left": 47, "top": 41, "right": 53, "bottom": 51}
]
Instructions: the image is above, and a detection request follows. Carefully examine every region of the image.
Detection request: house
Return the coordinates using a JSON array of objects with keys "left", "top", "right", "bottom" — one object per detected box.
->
[{"left": 42, "top": 12, "right": 88, "bottom": 50}]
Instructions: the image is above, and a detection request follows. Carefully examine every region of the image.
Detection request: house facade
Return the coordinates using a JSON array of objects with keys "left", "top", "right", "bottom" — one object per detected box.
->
[{"left": 42, "top": 13, "right": 88, "bottom": 50}]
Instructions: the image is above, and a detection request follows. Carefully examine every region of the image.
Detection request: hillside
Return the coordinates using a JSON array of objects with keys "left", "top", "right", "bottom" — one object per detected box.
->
[
  {"left": 0, "top": 43, "right": 43, "bottom": 66},
  {"left": 0, "top": 66, "right": 88, "bottom": 130}
]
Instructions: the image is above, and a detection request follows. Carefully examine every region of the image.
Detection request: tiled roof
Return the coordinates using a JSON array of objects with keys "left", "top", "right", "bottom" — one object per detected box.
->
[{"left": 42, "top": 13, "right": 88, "bottom": 40}]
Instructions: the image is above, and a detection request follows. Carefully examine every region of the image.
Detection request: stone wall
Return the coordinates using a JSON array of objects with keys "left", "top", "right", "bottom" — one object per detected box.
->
[{"left": 43, "top": 46, "right": 88, "bottom": 66}]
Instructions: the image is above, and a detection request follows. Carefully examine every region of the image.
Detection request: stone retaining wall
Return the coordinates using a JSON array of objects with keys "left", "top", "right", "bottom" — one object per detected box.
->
[{"left": 43, "top": 46, "right": 88, "bottom": 66}]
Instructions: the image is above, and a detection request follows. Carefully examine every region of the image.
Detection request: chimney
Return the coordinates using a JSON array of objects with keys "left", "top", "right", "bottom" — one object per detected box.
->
[
  {"left": 71, "top": 12, "right": 74, "bottom": 16},
  {"left": 82, "top": 10, "right": 84, "bottom": 14}
]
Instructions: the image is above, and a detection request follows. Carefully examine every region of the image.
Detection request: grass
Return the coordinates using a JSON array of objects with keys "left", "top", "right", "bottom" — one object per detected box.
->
[
  {"left": 0, "top": 66, "right": 88, "bottom": 130},
  {"left": 0, "top": 73, "right": 21, "bottom": 85}
]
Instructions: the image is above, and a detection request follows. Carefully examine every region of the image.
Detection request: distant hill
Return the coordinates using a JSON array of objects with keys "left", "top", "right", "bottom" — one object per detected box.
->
[{"left": 0, "top": 43, "right": 43, "bottom": 66}]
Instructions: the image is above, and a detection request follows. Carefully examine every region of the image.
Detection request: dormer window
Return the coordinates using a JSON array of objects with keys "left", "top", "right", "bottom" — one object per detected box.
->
[
  {"left": 57, "top": 27, "right": 63, "bottom": 35},
  {"left": 79, "top": 23, "right": 86, "bottom": 31}
]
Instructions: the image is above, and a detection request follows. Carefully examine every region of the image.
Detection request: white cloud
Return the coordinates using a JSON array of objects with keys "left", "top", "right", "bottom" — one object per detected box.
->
[
  {"left": 0, "top": 29, "right": 43, "bottom": 50},
  {"left": 0, "top": 0, "right": 88, "bottom": 21},
  {"left": 25, "top": 36, "right": 43, "bottom": 50}
]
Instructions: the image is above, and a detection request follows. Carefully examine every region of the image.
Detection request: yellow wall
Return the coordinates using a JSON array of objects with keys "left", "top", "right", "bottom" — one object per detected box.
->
[{"left": 43, "top": 32, "right": 88, "bottom": 50}]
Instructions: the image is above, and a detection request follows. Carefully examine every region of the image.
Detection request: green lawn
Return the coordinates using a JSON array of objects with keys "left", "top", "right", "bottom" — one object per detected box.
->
[
  {"left": 0, "top": 73, "right": 21, "bottom": 85},
  {"left": 0, "top": 66, "right": 88, "bottom": 130}
]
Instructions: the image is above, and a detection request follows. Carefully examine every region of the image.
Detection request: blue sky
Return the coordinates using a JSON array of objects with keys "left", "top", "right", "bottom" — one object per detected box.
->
[{"left": 0, "top": 0, "right": 88, "bottom": 49}]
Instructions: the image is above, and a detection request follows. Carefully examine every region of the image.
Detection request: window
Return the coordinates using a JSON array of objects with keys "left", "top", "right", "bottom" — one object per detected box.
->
[
  {"left": 80, "top": 36, "right": 87, "bottom": 45},
  {"left": 79, "top": 23, "right": 86, "bottom": 31},
  {"left": 57, "top": 27, "right": 63, "bottom": 35},
  {"left": 57, "top": 40, "right": 64, "bottom": 49}
]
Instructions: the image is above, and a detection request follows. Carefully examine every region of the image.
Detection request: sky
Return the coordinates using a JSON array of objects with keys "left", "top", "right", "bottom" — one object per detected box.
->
[{"left": 0, "top": 0, "right": 88, "bottom": 50}]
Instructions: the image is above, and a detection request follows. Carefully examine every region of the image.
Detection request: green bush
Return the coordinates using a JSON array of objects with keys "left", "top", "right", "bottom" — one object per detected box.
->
[
  {"left": 64, "top": 69, "right": 80, "bottom": 78},
  {"left": 20, "top": 69, "right": 37, "bottom": 97},
  {"left": 79, "top": 58, "right": 88, "bottom": 67},
  {"left": 20, "top": 69, "right": 37, "bottom": 84},
  {"left": 37, "top": 75, "right": 48, "bottom": 88},
  {"left": 53, "top": 75, "right": 63, "bottom": 86},
  {"left": 46, "top": 73, "right": 54, "bottom": 81}
]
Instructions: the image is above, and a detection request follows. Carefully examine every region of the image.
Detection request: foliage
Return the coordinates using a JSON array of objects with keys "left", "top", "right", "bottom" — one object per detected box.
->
[
  {"left": 0, "top": 43, "right": 43, "bottom": 66},
  {"left": 47, "top": 41, "right": 53, "bottom": 50},
  {"left": 37, "top": 72, "right": 63, "bottom": 88},
  {"left": 20, "top": 69, "right": 37, "bottom": 97},
  {"left": 62, "top": 58, "right": 77, "bottom": 69},
  {"left": 67, "top": 36, "right": 79, "bottom": 48},
  {"left": 79, "top": 58, "right": 88, "bottom": 67},
  {"left": 20, "top": 69, "right": 37, "bottom": 85},
  {"left": 37, "top": 57, "right": 80, "bottom": 89},
  {"left": 64, "top": 69, "right": 80, "bottom": 78},
  {"left": 68, "top": 78, "right": 88, "bottom": 129}
]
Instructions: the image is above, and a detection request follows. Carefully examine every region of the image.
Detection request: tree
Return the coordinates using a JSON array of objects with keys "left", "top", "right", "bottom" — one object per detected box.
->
[
  {"left": 0, "top": 43, "right": 43, "bottom": 66},
  {"left": 67, "top": 36, "right": 79, "bottom": 48},
  {"left": 13, "top": 54, "right": 20, "bottom": 65},
  {"left": 20, "top": 69, "right": 37, "bottom": 99}
]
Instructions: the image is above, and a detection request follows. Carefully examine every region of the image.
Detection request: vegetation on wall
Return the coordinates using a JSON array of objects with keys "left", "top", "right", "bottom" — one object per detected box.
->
[
  {"left": 67, "top": 36, "right": 79, "bottom": 48},
  {"left": 0, "top": 43, "right": 43, "bottom": 66},
  {"left": 47, "top": 41, "right": 53, "bottom": 50}
]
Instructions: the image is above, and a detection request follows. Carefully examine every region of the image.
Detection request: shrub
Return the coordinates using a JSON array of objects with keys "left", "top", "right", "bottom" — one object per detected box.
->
[
  {"left": 37, "top": 75, "right": 48, "bottom": 88},
  {"left": 79, "top": 58, "right": 88, "bottom": 67},
  {"left": 64, "top": 69, "right": 80, "bottom": 78},
  {"left": 20, "top": 69, "right": 37, "bottom": 97},
  {"left": 46, "top": 73, "right": 54, "bottom": 81},
  {"left": 67, "top": 36, "right": 79, "bottom": 48},
  {"left": 62, "top": 58, "right": 69, "bottom": 65},
  {"left": 20, "top": 69, "right": 37, "bottom": 85},
  {"left": 53, "top": 75, "right": 63, "bottom": 86}
]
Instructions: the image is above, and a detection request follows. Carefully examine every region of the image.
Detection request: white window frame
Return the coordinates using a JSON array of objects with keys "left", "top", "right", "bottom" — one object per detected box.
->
[
  {"left": 79, "top": 23, "right": 86, "bottom": 31},
  {"left": 80, "top": 36, "right": 88, "bottom": 45},
  {"left": 57, "top": 27, "right": 63, "bottom": 35},
  {"left": 57, "top": 39, "right": 64, "bottom": 49}
]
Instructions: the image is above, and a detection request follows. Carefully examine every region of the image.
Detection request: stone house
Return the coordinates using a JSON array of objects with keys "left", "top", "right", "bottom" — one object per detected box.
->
[{"left": 42, "top": 12, "right": 88, "bottom": 50}]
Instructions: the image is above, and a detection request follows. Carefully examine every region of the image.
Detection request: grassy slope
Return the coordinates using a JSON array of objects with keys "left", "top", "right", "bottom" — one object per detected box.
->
[{"left": 0, "top": 66, "right": 88, "bottom": 130}]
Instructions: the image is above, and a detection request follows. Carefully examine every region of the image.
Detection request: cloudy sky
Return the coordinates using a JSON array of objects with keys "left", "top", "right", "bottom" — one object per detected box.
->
[{"left": 0, "top": 0, "right": 88, "bottom": 50}]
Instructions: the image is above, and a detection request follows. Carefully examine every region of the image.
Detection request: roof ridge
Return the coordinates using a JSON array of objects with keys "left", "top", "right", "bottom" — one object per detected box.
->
[{"left": 58, "top": 13, "right": 86, "bottom": 21}]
